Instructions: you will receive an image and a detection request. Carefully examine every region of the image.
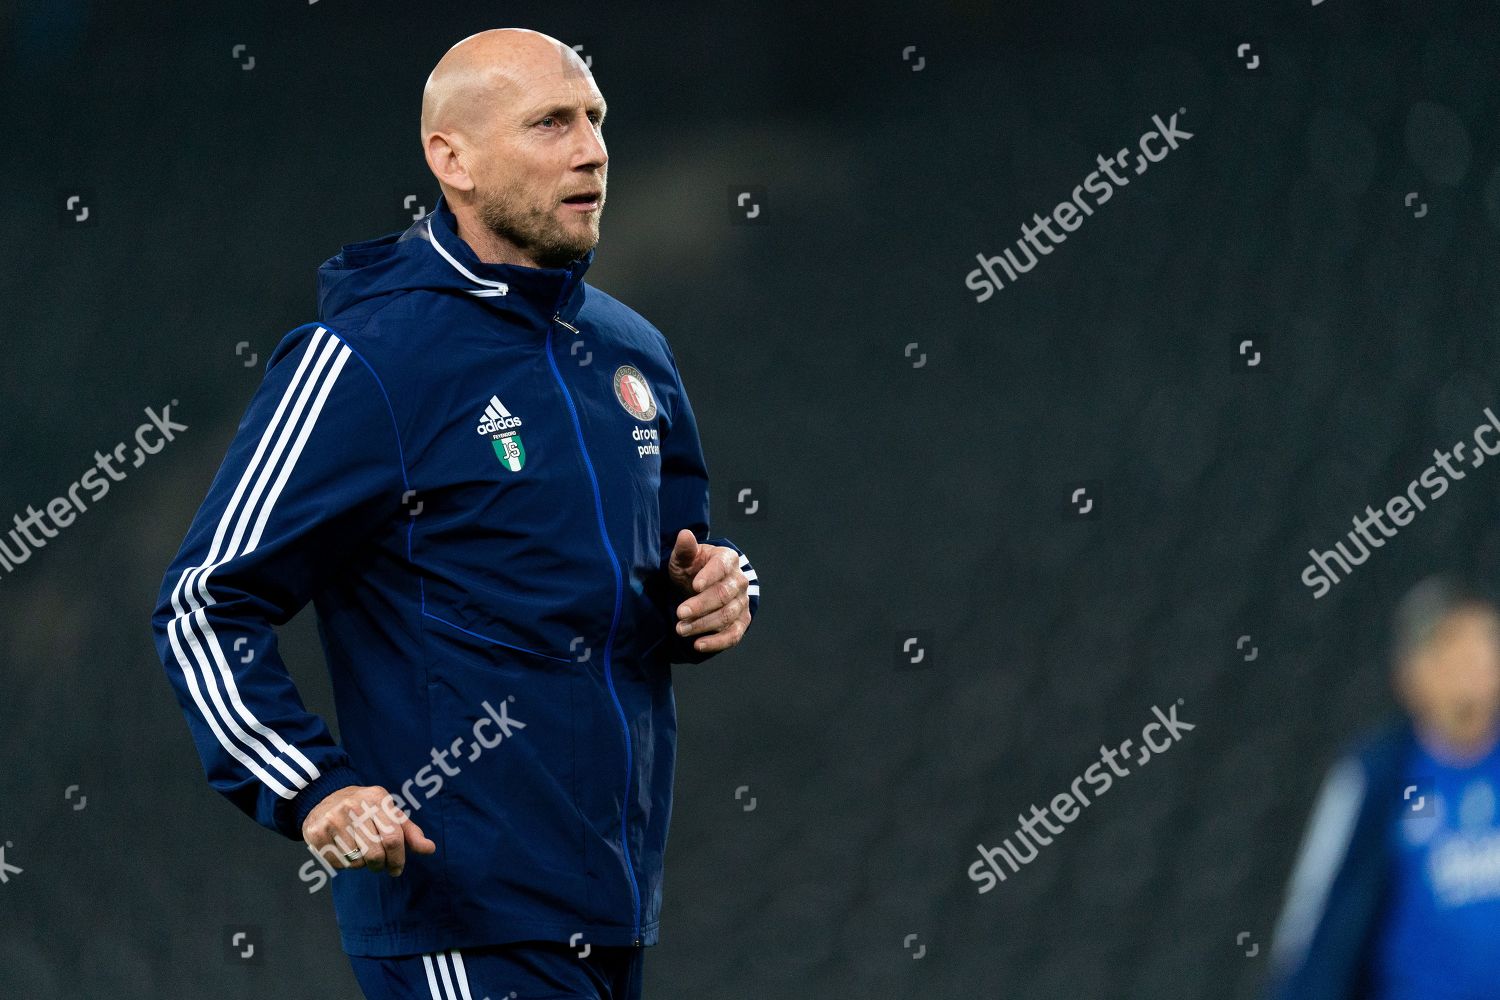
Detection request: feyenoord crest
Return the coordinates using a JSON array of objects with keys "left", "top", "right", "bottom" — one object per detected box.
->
[
  {"left": 476, "top": 394, "right": 526, "bottom": 472},
  {"left": 613, "top": 365, "right": 657, "bottom": 422}
]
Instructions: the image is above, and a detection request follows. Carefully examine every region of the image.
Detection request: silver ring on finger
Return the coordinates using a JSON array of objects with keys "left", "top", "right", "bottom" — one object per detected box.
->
[{"left": 343, "top": 849, "right": 364, "bottom": 862}]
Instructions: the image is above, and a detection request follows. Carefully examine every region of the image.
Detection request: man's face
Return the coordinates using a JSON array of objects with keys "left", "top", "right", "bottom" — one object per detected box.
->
[
  {"left": 1400, "top": 605, "right": 1500, "bottom": 757},
  {"left": 471, "top": 63, "right": 608, "bottom": 268}
]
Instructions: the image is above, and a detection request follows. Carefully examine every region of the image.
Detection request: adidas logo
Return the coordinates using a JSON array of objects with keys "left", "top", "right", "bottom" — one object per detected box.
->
[{"left": 476, "top": 394, "right": 523, "bottom": 436}]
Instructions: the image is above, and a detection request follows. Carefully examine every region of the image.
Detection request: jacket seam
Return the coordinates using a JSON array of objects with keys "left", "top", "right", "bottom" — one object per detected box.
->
[
  {"left": 307, "top": 320, "right": 410, "bottom": 499},
  {"left": 310, "top": 313, "right": 455, "bottom": 937},
  {"left": 421, "top": 610, "right": 575, "bottom": 663}
]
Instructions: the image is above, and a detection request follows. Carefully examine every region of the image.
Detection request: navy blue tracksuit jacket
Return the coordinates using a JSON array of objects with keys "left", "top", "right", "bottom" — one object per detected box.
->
[{"left": 149, "top": 193, "right": 761, "bottom": 957}]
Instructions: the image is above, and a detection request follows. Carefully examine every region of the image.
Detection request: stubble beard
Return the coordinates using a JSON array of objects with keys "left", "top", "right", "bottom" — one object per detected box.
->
[{"left": 475, "top": 186, "right": 602, "bottom": 269}]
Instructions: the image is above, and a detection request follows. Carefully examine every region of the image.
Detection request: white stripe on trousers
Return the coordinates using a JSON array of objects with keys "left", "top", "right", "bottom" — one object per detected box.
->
[
  {"left": 165, "top": 327, "right": 352, "bottom": 799},
  {"left": 421, "top": 949, "right": 474, "bottom": 1000}
]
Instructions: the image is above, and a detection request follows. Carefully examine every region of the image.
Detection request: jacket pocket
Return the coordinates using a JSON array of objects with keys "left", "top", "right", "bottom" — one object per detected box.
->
[
  {"left": 422, "top": 574, "right": 589, "bottom": 664},
  {"left": 418, "top": 615, "right": 589, "bottom": 923}
]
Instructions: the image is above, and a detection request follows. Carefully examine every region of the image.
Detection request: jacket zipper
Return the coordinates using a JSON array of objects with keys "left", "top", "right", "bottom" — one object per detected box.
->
[{"left": 546, "top": 312, "right": 644, "bottom": 947}]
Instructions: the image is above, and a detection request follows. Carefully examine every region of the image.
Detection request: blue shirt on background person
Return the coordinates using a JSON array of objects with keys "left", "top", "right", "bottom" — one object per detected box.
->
[{"left": 1367, "top": 736, "right": 1500, "bottom": 1000}]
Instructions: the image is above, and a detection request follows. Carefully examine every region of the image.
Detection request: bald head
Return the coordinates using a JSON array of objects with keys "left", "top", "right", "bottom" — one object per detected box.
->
[
  {"left": 420, "top": 28, "right": 609, "bottom": 269},
  {"left": 421, "top": 28, "right": 591, "bottom": 143}
]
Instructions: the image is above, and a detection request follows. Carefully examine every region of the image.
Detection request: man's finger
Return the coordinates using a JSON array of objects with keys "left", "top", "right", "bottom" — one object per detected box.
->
[
  {"left": 668, "top": 529, "right": 698, "bottom": 570},
  {"left": 678, "top": 553, "right": 735, "bottom": 619},
  {"left": 677, "top": 593, "right": 747, "bottom": 637},
  {"left": 348, "top": 823, "right": 387, "bottom": 873},
  {"left": 345, "top": 804, "right": 394, "bottom": 872},
  {"left": 405, "top": 819, "right": 438, "bottom": 855},
  {"left": 373, "top": 811, "right": 405, "bottom": 876},
  {"left": 690, "top": 549, "right": 737, "bottom": 594},
  {"left": 689, "top": 613, "right": 748, "bottom": 653},
  {"left": 682, "top": 566, "right": 744, "bottom": 622},
  {"left": 329, "top": 828, "right": 369, "bottom": 870}
]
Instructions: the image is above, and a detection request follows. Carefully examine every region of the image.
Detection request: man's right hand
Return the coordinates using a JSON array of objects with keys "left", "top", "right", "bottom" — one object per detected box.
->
[{"left": 302, "top": 785, "right": 436, "bottom": 877}]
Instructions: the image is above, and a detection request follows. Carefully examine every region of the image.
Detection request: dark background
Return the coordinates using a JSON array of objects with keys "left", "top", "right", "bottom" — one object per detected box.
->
[{"left": 5, "top": 0, "right": 1500, "bottom": 996}]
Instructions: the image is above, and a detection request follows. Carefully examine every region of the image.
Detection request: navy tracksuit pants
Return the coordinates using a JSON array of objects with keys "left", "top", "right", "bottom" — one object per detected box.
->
[{"left": 349, "top": 940, "right": 644, "bottom": 1000}]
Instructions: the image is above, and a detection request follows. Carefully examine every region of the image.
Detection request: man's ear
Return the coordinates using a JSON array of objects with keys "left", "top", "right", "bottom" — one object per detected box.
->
[{"left": 425, "top": 131, "right": 478, "bottom": 193}]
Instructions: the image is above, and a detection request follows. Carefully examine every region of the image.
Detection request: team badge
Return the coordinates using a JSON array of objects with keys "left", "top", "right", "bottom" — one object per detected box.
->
[
  {"left": 476, "top": 394, "right": 526, "bottom": 472},
  {"left": 613, "top": 365, "right": 657, "bottom": 422}
]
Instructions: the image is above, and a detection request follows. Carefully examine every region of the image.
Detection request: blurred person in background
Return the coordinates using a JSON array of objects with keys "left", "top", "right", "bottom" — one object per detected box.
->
[{"left": 1266, "top": 574, "right": 1500, "bottom": 1000}]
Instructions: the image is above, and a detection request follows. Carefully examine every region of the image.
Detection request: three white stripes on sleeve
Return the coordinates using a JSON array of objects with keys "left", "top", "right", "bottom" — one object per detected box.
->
[{"left": 165, "top": 327, "right": 352, "bottom": 800}]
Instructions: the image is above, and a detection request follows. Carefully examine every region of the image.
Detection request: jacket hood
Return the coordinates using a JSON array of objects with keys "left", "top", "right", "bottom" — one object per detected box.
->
[{"left": 316, "top": 191, "right": 595, "bottom": 331}]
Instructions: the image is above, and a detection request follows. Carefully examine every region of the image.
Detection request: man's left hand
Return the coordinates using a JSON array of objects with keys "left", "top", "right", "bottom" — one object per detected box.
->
[{"left": 666, "top": 528, "right": 752, "bottom": 654}]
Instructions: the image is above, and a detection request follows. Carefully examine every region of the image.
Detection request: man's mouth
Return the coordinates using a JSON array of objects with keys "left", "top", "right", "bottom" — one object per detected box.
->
[{"left": 561, "top": 191, "right": 602, "bottom": 212}]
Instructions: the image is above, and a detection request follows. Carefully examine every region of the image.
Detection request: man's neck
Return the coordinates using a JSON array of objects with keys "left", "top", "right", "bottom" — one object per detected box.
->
[{"left": 450, "top": 203, "right": 538, "bottom": 269}]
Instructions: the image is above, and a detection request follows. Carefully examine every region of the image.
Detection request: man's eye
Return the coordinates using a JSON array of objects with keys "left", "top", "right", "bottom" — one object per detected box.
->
[{"left": 539, "top": 116, "right": 558, "bottom": 128}]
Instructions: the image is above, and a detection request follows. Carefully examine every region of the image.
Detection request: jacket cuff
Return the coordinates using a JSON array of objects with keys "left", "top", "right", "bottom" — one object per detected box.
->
[
  {"left": 711, "top": 536, "right": 759, "bottom": 620},
  {"left": 284, "top": 763, "right": 365, "bottom": 841}
]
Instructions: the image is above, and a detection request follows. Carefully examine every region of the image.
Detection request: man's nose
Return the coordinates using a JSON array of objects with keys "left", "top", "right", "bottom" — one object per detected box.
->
[{"left": 573, "top": 126, "right": 607, "bottom": 168}]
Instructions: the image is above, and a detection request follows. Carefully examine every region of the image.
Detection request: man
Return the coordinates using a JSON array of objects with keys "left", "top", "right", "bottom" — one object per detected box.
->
[
  {"left": 149, "top": 28, "right": 760, "bottom": 1000},
  {"left": 1266, "top": 575, "right": 1500, "bottom": 1000}
]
